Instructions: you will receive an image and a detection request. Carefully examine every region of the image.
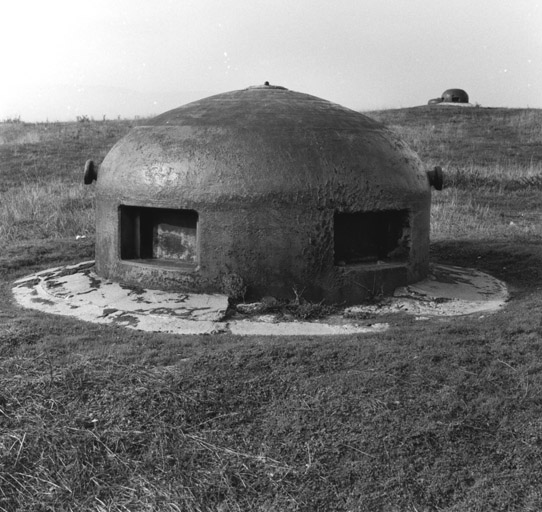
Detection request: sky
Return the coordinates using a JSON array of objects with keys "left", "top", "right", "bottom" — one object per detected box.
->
[{"left": 1, "top": 0, "right": 541, "bottom": 122}]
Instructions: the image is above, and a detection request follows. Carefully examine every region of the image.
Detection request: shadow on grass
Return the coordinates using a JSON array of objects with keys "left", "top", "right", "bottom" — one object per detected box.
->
[
  {"left": 430, "top": 238, "right": 542, "bottom": 293},
  {"left": 0, "top": 237, "right": 94, "bottom": 280}
]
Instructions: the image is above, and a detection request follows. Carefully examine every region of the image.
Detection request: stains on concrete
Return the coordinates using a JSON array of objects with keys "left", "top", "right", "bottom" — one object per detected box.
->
[
  {"left": 93, "top": 86, "right": 432, "bottom": 305},
  {"left": 110, "top": 313, "right": 140, "bottom": 327},
  {"left": 101, "top": 308, "right": 119, "bottom": 317},
  {"left": 30, "top": 297, "right": 56, "bottom": 306},
  {"left": 347, "top": 264, "right": 509, "bottom": 318},
  {"left": 12, "top": 261, "right": 508, "bottom": 336}
]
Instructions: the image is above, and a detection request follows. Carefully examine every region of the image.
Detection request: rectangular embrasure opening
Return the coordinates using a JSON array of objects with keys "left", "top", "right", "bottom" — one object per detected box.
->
[
  {"left": 334, "top": 210, "right": 410, "bottom": 265},
  {"left": 120, "top": 206, "right": 198, "bottom": 266}
]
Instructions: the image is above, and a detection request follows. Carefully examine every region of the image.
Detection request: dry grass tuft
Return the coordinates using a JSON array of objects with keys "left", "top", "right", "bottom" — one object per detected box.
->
[
  {"left": 0, "top": 179, "right": 95, "bottom": 244},
  {"left": 367, "top": 107, "right": 542, "bottom": 244},
  {"left": 0, "top": 356, "right": 302, "bottom": 511}
]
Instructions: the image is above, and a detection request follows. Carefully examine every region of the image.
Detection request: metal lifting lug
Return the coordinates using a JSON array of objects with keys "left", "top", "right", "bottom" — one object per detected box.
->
[
  {"left": 427, "top": 165, "right": 443, "bottom": 191},
  {"left": 84, "top": 159, "right": 98, "bottom": 184}
]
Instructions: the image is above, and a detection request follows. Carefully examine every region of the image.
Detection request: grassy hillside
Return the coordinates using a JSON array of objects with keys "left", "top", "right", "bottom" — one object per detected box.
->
[
  {"left": 368, "top": 106, "right": 542, "bottom": 167},
  {"left": 1, "top": 107, "right": 542, "bottom": 511}
]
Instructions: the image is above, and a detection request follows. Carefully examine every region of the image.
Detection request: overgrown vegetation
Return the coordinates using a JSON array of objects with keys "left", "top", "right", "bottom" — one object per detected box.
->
[
  {"left": 0, "top": 119, "right": 144, "bottom": 248},
  {"left": 368, "top": 107, "right": 542, "bottom": 246},
  {"left": 1, "top": 107, "right": 542, "bottom": 511}
]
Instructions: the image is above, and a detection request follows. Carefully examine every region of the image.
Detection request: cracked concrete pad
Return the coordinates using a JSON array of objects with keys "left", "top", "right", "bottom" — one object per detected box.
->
[
  {"left": 12, "top": 261, "right": 507, "bottom": 335},
  {"left": 227, "top": 319, "right": 389, "bottom": 336},
  {"left": 12, "top": 261, "right": 390, "bottom": 336},
  {"left": 346, "top": 264, "right": 509, "bottom": 318},
  {"left": 13, "top": 261, "right": 229, "bottom": 334}
]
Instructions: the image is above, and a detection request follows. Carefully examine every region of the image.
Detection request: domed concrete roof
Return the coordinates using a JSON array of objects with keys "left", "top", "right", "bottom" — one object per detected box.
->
[
  {"left": 93, "top": 84, "right": 432, "bottom": 304},
  {"left": 441, "top": 88, "right": 469, "bottom": 103},
  {"left": 97, "top": 85, "right": 428, "bottom": 206}
]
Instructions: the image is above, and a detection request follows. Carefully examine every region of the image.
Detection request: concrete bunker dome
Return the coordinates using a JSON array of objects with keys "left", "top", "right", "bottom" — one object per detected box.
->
[
  {"left": 442, "top": 88, "right": 469, "bottom": 103},
  {"left": 90, "top": 84, "right": 437, "bottom": 305},
  {"left": 428, "top": 88, "right": 470, "bottom": 105}
]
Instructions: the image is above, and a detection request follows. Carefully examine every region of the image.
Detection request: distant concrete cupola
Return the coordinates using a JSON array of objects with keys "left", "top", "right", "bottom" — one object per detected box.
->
[
  {"left": 87, "top": 84, "right": 438, "bottom": 304},
  {"left": 442, "top": 88, "right": 469, "bottom": 103},
  {"left": 428, "top": 88, "right": 470, "bottom": 105}
]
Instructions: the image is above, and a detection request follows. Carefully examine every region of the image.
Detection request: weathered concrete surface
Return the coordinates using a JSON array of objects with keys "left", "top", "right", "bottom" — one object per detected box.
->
[
  {"left": 12, "top": 262, "right": 229, "bottom": 335},
  {"left": 11, "top": 262, "right": 387, "bottom": 336},
  {"left": 92, "top": 85, "right": 432, "bottom": 305},
  {"left": 12, "top": 262, "right": 508, "bottom": 336},
  {"left": 346, "top": 264, "right": 509, "bottom": 318},
  {"left": 228, "top": 319, "right": 389, "bottom": 336}
]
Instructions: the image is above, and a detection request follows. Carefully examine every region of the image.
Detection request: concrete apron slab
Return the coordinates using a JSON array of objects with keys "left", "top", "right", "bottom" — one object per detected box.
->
[
  {"left": 347, "top": 263, "right": 510, "bottom": 319},
  {"left": 12, "top": 261, "right": 508, "bottom": 336}
]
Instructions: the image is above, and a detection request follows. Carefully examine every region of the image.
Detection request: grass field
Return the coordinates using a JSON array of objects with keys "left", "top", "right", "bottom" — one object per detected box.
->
[{"left": 1, "top": 106, "right": 542, "bottom": 511}]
